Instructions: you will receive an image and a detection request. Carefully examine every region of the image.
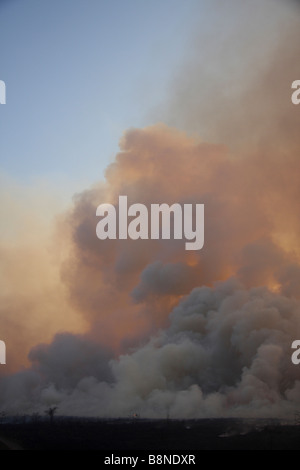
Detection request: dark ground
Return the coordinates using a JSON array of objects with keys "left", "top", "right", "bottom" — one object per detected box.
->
[{"left": 0, "top": 418, "right": 299, "bottom": 450}]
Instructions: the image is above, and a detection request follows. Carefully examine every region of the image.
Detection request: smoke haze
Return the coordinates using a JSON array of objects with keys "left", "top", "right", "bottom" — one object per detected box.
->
[{"left": 0, "top": 0, "right": 300, "bottom": 418}]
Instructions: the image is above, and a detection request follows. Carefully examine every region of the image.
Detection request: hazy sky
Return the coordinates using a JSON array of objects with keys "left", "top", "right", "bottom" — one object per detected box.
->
[{"left": 0, "top": 0, "right": 205, "bottom": 192}]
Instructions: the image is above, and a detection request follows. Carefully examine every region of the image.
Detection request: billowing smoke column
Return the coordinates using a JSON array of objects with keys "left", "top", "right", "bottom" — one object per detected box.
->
[
  {"left": 0, "top": 279, "right": 299, "bottom": 418},
  {"left": 1, "top": 118, "right": 300, "bottom": 417},
  {"left": 0, "top": 0, "right": 300, "bottom": 418}
]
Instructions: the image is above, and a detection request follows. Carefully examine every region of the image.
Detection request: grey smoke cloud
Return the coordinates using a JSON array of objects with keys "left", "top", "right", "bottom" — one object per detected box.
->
[
  {"left": 157, "top": 0, "right": 300, "bottom": 152},
  {"left": 0, "top": 279, "right": 299, "bottom": 418},
  {"left": 131, "top": 261, "right": 197, "bottom": 302},
  {"left": 28, "top": 333, "right": 113, "bottom": 389}
]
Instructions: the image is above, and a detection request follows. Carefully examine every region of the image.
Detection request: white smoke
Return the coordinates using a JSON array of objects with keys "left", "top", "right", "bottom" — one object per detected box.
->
[{"left": 1, "top": 278, "right": 299, "bottom": 418}]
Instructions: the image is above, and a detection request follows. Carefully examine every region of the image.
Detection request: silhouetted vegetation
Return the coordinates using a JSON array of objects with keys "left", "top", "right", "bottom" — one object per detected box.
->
[
  {"left": 0, "top": 418, "right": 299, "bottom": 450},
  {"left": 44, "top": 407, "right": 58, "bottom": 425}
]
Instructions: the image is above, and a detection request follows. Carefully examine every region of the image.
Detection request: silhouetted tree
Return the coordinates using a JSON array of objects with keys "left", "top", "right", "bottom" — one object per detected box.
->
[{"left": 45, "top": 406, "right": 58, "bottom": 425}]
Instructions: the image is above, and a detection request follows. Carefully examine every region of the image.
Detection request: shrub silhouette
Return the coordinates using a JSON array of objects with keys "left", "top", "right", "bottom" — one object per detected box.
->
[{"left": 45, "top": 407, "right": 58, "bottom": 425}]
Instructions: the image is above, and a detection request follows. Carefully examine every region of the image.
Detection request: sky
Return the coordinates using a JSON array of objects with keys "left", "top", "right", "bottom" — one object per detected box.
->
[
  {"left": 0, "top": 0, "right": 203, "bottom": 192},
  {"left": 0, "top": 0, "right": 300, "bottom": 420}
]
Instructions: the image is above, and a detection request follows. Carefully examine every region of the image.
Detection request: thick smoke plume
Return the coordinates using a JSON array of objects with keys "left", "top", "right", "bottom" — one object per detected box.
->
[
  {"left": 0, "top": 280, "right": 299, "bottom": 417},
  {"left": 0, "top": 0, "right": 300, "bottom": 418}
]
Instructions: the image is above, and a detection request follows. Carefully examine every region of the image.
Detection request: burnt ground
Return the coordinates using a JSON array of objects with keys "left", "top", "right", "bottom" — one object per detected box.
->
[{"left": 0, "top": 418, "right": 299, "bottom": 450}]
